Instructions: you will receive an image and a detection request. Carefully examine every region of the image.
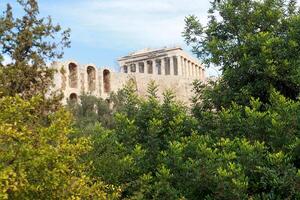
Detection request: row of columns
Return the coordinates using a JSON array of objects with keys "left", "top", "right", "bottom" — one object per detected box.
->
[
  {"left": 180, "top": 57, "right": 205, "bottom": 79},
  {"left": 122, "top": 55, "right": 205, "bottom": 79}
]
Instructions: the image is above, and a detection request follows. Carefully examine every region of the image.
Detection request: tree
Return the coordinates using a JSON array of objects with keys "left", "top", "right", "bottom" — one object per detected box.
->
[
  {"left": 86, "top": 82, "right": 198, "bottom": 198},
  {"left": 85, "top": 83, "right": 300, "bottom": 199},
  {"left": 0, "top": 1, "right": 121, "bottom": 199},
  {"left": 67, "top": 80, "right": 141, "bottom": 131},
  {"left": 158, "top": 134, "right": 300, "bottom": 199},
  {"left": 183, "top": 0, "right": 300, "bottom": 107},
  {"left": 68, "top": 94, "right": 114, "bottom": 130},
  {"left": 0, "top": 0, "right": 70, "bottom": 100},
  {"left": 0, "top": 95, "right": 119, "bottom": 199}
]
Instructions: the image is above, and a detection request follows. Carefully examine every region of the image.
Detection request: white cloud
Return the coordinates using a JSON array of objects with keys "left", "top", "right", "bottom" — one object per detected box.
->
[
  {"left": 40, "top": 0, "right": 219, "bottom": 75},
  {"left": 42, "top": 0, "right": 210, "bottom": 48}
]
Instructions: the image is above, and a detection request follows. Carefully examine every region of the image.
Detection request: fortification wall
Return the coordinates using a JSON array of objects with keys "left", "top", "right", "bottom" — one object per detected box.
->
[
  {"left": 50, "top": 47, "right": 205, "bottom": 105},
  {"left": 51, "top": 61, "right": 200, "bottom": 105},
  {"left": 112, "top": 72, "right": 195, "bottom": 104}
]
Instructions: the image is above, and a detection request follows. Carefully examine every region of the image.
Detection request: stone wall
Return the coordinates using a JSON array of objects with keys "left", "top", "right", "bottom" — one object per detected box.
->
[{"left": 51, "top": 47, "right": 205, "bottom": 105}]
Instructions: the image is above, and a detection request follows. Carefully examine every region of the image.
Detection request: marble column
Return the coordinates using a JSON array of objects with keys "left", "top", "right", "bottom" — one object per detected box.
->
[
  {"left": 183, "top": 59, "right": 187, "bottom": 77},
  {"left": 190, "top": 63, "right": 193, "bottom": 77},
  {"left": 191, "top": 62, "right": 195, "bottom": 77},
  {"left": 180, "top": 56, "right": 184, "bottom": 76},
  {"left": 161, "top": 58, "right": 165, "bottom": 75},
  {"left": 151, "top": 59, "right": 156, "bottom": 75},
  {"left": 187, "top": 61, "right": 190, "bottom": 77},
  {"left": 192, "top": 63, "right": 195, "bottom": 77},
  {"left": 144, "top": 61, "right": 148, "bottom": 74},
  {"left": 198, "top": 66, "right": 201, "bottom": 79},
  {"left": 128, "top": 64, "right": 131, "bottom": 74},
  {"left": 170, "top": 56, "right": 174, "bottom": 75},
  {"left": 135, "top": 62, "right": 139, "bottom": 74}
]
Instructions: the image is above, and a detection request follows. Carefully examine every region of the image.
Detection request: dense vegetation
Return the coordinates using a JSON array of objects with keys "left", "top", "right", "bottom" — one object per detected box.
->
[
  {"left": 0, "top": 1, "right": 118, "bottom": 199},
  {"left": 183, "top": 0, "right": 300, "bottom": 108},
  {"left": 1, "top": 0, "right": 300, "bottom": 199},
  {"left": 71, "top": 81, "right": 300, "bottom": 199}
]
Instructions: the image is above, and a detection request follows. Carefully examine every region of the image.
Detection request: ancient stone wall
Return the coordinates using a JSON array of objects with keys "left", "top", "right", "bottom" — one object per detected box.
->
[{"left": 51, "top": 47, "right": 206, "bottom": 105}]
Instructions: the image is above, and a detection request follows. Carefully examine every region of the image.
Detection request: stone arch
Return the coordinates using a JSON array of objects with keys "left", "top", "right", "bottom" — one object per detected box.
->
[
  {"left": 69, "top": 93, "right": 78, "bottom": 102},
  {"left": 103, "top": 69, "right": 111, "bottom": 93},
  {"left": 68, "top": 62, "right": 78, "bottom": 88},
  {"left": 87, "top": 66, "right": 96, "bottom": 92}
]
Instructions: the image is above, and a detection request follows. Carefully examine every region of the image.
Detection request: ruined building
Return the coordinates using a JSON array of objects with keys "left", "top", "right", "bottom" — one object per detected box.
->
[{"left": 52, "top": 47, "right": 206, "bottom": 104}]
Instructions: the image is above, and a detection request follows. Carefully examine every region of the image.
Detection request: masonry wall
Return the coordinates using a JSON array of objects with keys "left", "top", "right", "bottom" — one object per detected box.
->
[
  {"left": 51, "top": 59, "right": 204, "bottom": 105},
  {"left": 112, "top": 72, "right": 195, "bottom": 103}
]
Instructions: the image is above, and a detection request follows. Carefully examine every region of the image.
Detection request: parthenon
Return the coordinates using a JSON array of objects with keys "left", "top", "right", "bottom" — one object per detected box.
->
[
  {"left": 118, "top": 47, "right": 205, "bottom": 79},
  {"left": 52, "top": 46, "right": 206, "bottom": 104}
]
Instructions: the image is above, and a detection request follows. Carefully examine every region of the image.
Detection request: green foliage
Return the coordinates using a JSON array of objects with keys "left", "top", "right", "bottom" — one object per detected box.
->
[
  {"left": 0, "top": 0, "right": 70, "bottom": 100},
  {"left": 110, "top": 79, "right": 140, "bottom": 118},
  {"left": 84, "top": 82, "right": 197, "bottom": 199},
  {"left": 82, "top": 82, "right": 300, "bottom": 199},
  {"left": 184, "top": 4, "right": 300, "bottom": 197},
  {"left": 194, "top": 89, "right": 300, "bottom": 153},
  {"left": 0, "top": 95, "right": 118, "bottom": 199},
  {"left": 183, "top": 0, "right": 300, "bottom": 107},
  {"left": 68, "top": 94, "right": 114, "bottom": 129},
  {"left": 1, "top": 1, "right": 298, "bottom": 199},
  {"left": 68, "top": 80, "right": 141, "bottom": 131},
  {"left": 159, "top": 135, "right": 299, "bottom": 199}
]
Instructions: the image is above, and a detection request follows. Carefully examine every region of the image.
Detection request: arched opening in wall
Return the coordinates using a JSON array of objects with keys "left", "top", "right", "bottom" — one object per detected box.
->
[
  {"left": 164, "top": 57, "right": 170, "bottom": 75},
  {"left": 87, "top": 66, "right": 96, "bottom": 92},
  {"left": 173, "top": 56, "right": 178, "bottom": 75},
  {"left": 69, "top": 93, "right": 78, "bottom": 103},
  {"left": 69, "top": 63, "right": 78, "bottom": 88},
  {"left": 103, "top": 69, "right": 111, "bottom": 93},
  {"left": 138, "top": 62, "right": 144, "bottom": 73},
  {"left": 147, "top": 61, "right": 153, "bottom": 74},
  {"left": 123, "top": 65, "right": 128, "bottom": 73}
]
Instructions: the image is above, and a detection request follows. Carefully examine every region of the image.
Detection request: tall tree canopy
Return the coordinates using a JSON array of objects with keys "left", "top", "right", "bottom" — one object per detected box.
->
[
  {"left": 183, "top": 0, "right": 300, "bottom": 107},
  {"left": 0, "top": 0, "right": 70, "bottom": 99}
]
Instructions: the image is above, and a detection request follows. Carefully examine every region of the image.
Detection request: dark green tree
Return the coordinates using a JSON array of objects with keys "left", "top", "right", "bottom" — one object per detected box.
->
[
  {"left": 68, "top": 94, "right": 114, "bottom": 129},
  {"left": 85, "top": 83, "right": 300, "bottom": 199},
  {"left": 0, "top": 0, "right": 70, "bottom": 100},
  {"left": 184, "top": 0, "right": 300, "bottom": 108}
]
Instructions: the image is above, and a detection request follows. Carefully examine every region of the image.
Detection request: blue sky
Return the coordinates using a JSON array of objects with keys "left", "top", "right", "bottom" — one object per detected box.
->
[{"left": 1, "top": 1, "right": 218, "bottom": 76}]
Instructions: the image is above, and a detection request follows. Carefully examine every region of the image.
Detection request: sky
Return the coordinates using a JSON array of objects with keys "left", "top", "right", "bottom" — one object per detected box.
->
[{"left": 0, "top": 0, "right": 219, "bottom": 76}]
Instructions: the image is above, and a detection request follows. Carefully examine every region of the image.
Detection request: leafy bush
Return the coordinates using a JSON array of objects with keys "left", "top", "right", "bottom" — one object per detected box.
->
[{"left": 0, "top": 96, "right": 119, "bottom": 199}]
